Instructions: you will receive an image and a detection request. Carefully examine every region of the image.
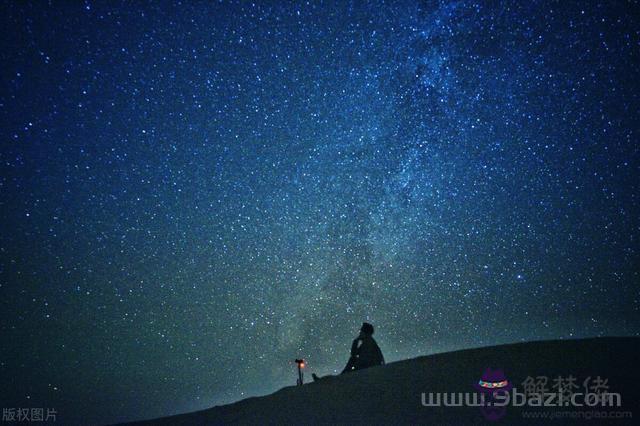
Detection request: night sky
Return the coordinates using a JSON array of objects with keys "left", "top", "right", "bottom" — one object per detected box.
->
[{"left": 1, "top": 0, "right": 639, "bottom": 424}]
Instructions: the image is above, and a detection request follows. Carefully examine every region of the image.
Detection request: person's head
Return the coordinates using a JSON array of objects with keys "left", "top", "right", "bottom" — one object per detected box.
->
[{"left": 360, "top": 322, "right": 374, "bottom": 337}]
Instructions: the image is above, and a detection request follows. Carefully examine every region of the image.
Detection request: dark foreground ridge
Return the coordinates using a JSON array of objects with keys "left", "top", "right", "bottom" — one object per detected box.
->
[{"left": 122, "top": 337, "right": 639, "bottom": 425}]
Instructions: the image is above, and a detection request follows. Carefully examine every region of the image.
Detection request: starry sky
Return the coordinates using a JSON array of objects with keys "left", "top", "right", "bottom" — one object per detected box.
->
[{"left": 1, "top": 0, "right": 639, "bottom": 424}]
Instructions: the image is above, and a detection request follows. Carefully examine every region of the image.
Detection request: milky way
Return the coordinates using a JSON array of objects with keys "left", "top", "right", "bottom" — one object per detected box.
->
[{"left": 1, "top": 1, "right": 639, "bottom": 424}]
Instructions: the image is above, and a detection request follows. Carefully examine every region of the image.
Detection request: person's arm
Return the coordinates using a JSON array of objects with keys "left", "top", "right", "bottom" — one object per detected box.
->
[{"left": 350, "top": 338, "right": 361, "bottom": 357}]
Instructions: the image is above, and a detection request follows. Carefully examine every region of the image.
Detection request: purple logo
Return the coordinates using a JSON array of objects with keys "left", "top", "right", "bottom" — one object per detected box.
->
[{"left": 473, "top": 368, "right": 512, "bottom": 421}]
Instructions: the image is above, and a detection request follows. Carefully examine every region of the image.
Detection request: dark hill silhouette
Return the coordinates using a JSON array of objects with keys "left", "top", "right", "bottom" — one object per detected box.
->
[{"left": 122, "top": 337, "right": 639, "bottom": 425}]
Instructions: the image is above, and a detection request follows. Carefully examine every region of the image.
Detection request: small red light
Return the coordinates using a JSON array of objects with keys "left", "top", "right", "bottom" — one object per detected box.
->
[{"left": 300, "top": 362, "right": 305, "bottom": 368}]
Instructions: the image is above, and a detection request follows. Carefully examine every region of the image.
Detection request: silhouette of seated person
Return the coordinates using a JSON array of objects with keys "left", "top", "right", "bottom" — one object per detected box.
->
[{"left": 313, "top": 322, "right": 384, "bottom": 381}]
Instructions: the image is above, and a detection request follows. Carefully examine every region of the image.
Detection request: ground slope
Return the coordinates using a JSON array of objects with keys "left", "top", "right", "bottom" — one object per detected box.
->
[{"left": 123, "top": 337, "right": 639, "bottom": 425}]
